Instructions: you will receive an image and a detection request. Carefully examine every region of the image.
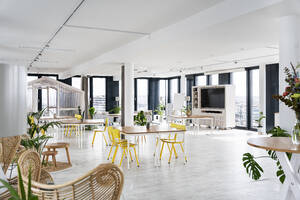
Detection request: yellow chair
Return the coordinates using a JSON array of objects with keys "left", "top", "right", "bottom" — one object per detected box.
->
[
  {"left": 107, "top": 127, "right": 139, "bottom": 167},
  {"left": 64, "top": 125, "right": 79, "bottom": 136},
  {"left": 92, "top": 118, "right": 109, "bottom": 146},
  {"left": 159, "top": 123, "right": 187, "bottom": 164}
]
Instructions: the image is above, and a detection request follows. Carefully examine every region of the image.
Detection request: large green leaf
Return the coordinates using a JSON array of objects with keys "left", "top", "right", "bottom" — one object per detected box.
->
[
  {"left": 276, "top": 160, "right": 285, "bottom": 184},
  {"left": 242, "top": 153, "right": 264, "bottom": 180},
  {"left": 267, "top": 150, "right": 277, "bottom": 160}
]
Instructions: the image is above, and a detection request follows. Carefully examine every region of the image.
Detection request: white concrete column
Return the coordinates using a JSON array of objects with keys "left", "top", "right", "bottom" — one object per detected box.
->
[
  {"left": 0, "top": 64, "right": 27, "bottom": 137},
  {"left": 180, "top": 74, "right": 186, "bottom": 96},
  {"left": 122, "top": 63, "right": 134, "bottom": 126},
  {"left": 279, "top": 15, "right": 300, "bottom": 132},
  {"left": 259, "top": 64, "right": 266, "bottom": 133}
]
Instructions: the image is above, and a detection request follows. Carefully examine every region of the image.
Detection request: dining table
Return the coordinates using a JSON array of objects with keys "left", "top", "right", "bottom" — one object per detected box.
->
[
  {"left": 121, "top": 125, "right": 187, "bottom": 169},
  {"left": 247, "top": 137, "right": 300, "bottom": 200},
  {"left": 168, "top": 114, "right": 214, "bottom": 129}
]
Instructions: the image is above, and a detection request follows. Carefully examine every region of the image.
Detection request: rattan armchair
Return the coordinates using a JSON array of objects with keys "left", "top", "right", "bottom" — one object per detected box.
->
[
  {"left": 21, "top": 162, "right": 124, "bottom": 200},
  {"left": 18, "top": 150, "right": 54, "bottom": 184}
]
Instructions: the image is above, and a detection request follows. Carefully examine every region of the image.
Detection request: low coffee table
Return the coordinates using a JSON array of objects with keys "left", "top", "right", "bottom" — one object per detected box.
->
[{"left": 45, "top": 142, "right": 71, "bottom": 165}]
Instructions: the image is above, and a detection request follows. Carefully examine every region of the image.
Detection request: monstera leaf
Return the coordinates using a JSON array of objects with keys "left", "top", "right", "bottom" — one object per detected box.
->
[{"left": 242, "top": 153, "right": 264, "bottom": 180}]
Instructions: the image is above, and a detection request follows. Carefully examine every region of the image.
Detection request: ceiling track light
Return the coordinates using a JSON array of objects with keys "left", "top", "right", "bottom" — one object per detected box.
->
[{"left": 28, "top": 0, "right": 87, "bottom": 69}]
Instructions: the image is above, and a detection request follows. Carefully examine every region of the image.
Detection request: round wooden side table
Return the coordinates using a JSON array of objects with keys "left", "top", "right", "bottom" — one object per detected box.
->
[{"left": 248, "top": 137, "right": 300, "bottom": 200}]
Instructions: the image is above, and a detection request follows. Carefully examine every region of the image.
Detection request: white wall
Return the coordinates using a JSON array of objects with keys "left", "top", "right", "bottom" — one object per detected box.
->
[{"left": 279, "top": 15, "right": 300, "bottom": 132}]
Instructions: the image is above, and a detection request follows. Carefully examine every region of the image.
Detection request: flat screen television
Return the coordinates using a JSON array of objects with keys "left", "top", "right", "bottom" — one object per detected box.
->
[{"left": 201, "top": 88, "right": 225, "bottom": 109}]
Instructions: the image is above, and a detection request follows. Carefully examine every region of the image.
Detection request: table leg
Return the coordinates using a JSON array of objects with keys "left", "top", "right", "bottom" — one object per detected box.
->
[
  {"left": 184, "top": 131, "right": 187, "bottom": 164},
  {"left": 127, "top": 135, "right": 130, "bottom": 169},
  {"left": 65, "top": 147, "right": 71, "bottom": 165},
  {"left": 276, "top": 152, "right": 300, "bottom": 200},
  {"left": 155, "top": 134, "right": 161, "bottom": 167}
]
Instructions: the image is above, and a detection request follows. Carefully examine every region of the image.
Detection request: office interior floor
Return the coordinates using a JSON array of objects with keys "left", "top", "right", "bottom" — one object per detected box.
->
[{"left": 45, "top": 127, "right": 280, "bottom": 200}]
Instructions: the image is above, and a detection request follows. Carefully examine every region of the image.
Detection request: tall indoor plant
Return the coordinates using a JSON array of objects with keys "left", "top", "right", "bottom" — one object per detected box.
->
[
  {"left": 21, "top": 108, "right": 60, "bottom": 156},
  {"left": 273, "top": 63, "right": 300, "bottom": 144}
]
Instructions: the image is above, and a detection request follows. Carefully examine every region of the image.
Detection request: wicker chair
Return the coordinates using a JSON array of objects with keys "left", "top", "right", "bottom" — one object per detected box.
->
[
  {"left": 18, "top": 150, "right": 54, "bottom": 184},
  {"left": 0, "top": 136, "right": 21, "bottom": 199},
  {"left": 0, "top": 136, "right": 21, "bottom": 174},
  {"left": 21, "top": 162, "right": 124, "bottom": 200}
]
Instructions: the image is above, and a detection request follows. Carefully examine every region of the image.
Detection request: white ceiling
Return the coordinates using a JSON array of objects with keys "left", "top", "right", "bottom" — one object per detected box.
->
[{"left": 0, "top": 0, "right": 299, "bottom": 78}]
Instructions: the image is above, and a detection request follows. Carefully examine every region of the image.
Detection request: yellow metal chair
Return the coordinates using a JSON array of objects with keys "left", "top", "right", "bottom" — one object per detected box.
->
[
  {"left": 107, "top": 127, "right": 139, "bottom": 167},
  {"left": 64, "top": 124, "right": 80, "bottom": 136},
  {"left": 64, "top": 114, "right": 82, "bottom": 137},
  {"left": 159, "top": 123, "right": 187, "bottom": 164},
  {"left": 92, "top": 118, "right": 109, "bottom": 146}
]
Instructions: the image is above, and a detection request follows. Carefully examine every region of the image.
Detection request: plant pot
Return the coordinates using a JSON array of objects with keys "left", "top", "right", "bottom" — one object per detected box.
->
[{"left": 257, "top": 126, "right": 263, "bottom": 135}]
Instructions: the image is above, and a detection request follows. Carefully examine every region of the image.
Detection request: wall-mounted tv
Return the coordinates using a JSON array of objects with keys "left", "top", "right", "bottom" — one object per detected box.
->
[{"left": 201, "top": 88, "right": 225, "bottom": 109}]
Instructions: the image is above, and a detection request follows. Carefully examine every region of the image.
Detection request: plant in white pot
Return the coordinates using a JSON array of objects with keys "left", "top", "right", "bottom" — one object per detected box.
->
[{"left": 255, "top": 112, "right": 265, "bottom": 134}]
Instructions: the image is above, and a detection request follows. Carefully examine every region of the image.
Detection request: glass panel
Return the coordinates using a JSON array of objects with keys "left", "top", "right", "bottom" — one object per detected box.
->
[
  {"left": 211, "top": 74, "right": 218, "bottom": 85},
  {"left": 195, "top": 75, "right": 206, "bottom": 86},
  {"left": 232, "top": 71, "right": 247, "bottom": 127},
  {"left": 251, "top": 69, "right": 260, "bottom": 128},
  {"left": 72, "top": 77, "right": 81, "bottom": 90},
  {"left": 159, "top": 80, "right": 168, "bottom": 106},
  {"left": 137, "top": 79, "right": 148, "bottom": 111},
  {"left": 93, "top": 78, "right": 106, "bottom": 112},
  {"left": 170, "top": 78, "right": 178, "bottom": 103}
]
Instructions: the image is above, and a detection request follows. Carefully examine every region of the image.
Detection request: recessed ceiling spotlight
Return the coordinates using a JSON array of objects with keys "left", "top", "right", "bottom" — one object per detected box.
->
[{"left": 234, "top": 61, "right": 238, "bottom": 64}]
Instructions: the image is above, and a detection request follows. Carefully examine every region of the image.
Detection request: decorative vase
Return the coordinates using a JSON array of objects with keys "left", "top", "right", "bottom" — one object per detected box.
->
[{"left": 292, "top": 112, "right": 300, "bottom": 145}]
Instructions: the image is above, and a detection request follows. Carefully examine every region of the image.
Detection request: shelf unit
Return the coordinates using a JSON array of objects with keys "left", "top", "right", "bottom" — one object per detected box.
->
[{"left": 192, "top": 85, "right": 235, "bottom": 129}]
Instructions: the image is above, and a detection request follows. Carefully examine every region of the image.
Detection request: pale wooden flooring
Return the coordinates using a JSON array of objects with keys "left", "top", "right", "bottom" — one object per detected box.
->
[{"left": 48, "top": 127, "right": 281, "bottom": 200}]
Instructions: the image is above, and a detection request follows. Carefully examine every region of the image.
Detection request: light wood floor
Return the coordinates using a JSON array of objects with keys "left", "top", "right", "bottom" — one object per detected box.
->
[{"left": 47, "top": 127, "right": 281, "bottom": 200}]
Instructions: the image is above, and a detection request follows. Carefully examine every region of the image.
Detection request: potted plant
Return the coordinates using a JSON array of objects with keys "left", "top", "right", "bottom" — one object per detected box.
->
[
  {"left": 273, "top": 63, "right": 300, "bottom": 144},
  {"left": 134, "top": 111, "right": 147, "bottom": 126},
  {"left": 108, "top": 106, "right": 120, "bottom": 114},
  {"left": 77, "top": 106, "right": 84, "bottom": 122},
  {"left": 21, "top": 108, "right": 60, "bottom": 157},
  {"left": 182, "top": 105, "right": 192, "bottom": 116},
  {"left": 154, "top": 104, "right": 165, "bottom": 122},
  {"left": 0, "top": 165, "right": 38, "bottom": 200},
  {"left": 255, "top": 112, "right": 265, "bottom": 134},
  {"left": 88, "top": 106, "right": 96, "bottom": 119}
]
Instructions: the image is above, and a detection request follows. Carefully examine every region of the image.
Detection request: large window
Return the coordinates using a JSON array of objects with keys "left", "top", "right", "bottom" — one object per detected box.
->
[
  {"left": 251, "top": 69, "right": 260, "bottom": 127},
  {"left": 159, "top": 80, "right": 168, "bottom": 106},
  {"left": 137, "top": 79, "right": 148, "bottom": 111},
  {"left": 232, "top": 71, "right": 247, "bottom": 127},
  {"left": 72, "top": 77, "right": 81, "bottom": 90},
  {"left": 211, "top": 74, "right": 218, "bottom": 85},
  {"left": 195, "top": 75, "right": 206, "bottom": 86},
  {"left": 93, "top": 78, "right": 106, "bottom": 112},
  {"left": 170, "top": 78, "right": 179, "bottom": 103}
]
